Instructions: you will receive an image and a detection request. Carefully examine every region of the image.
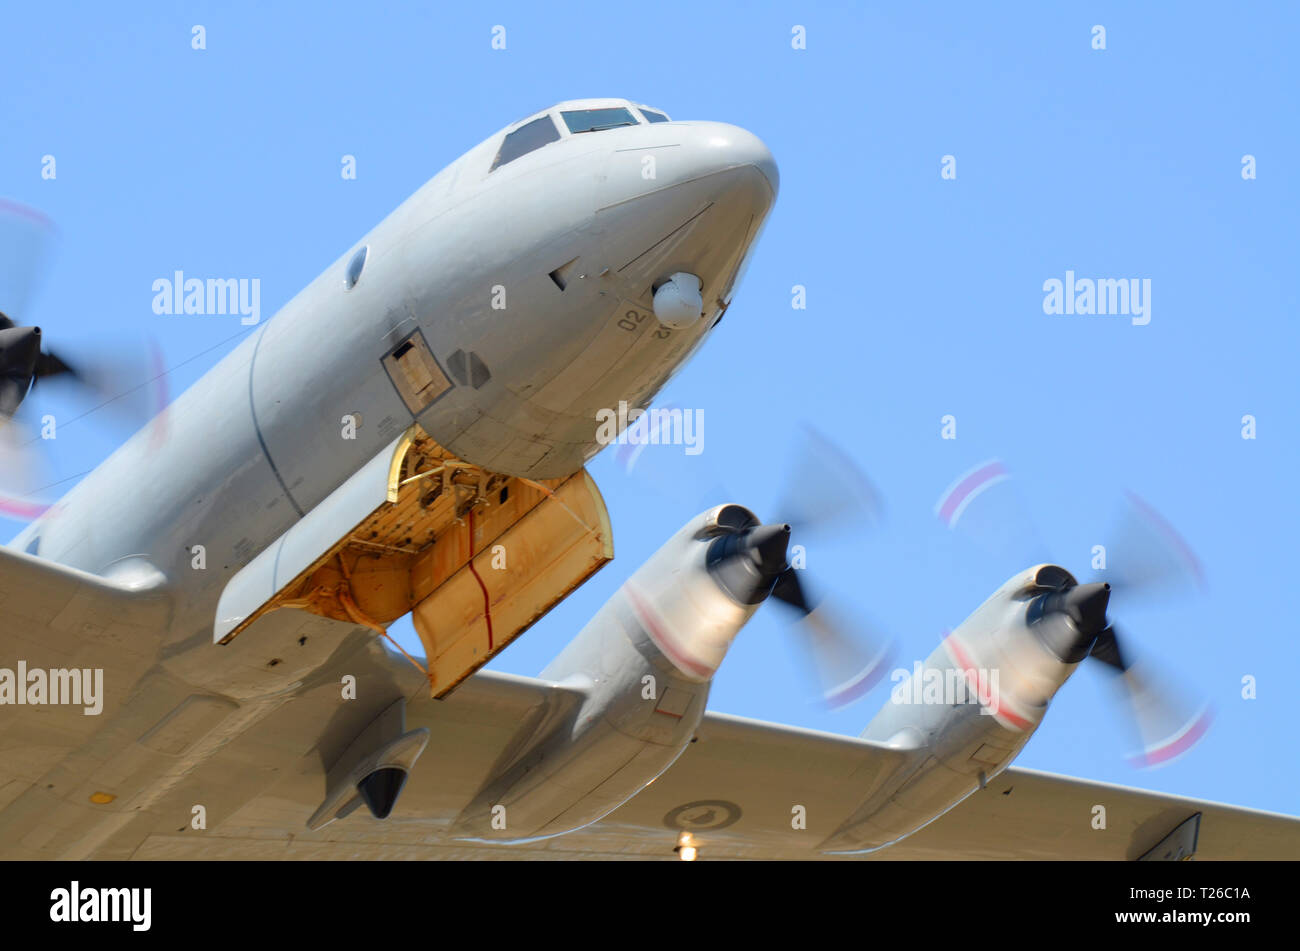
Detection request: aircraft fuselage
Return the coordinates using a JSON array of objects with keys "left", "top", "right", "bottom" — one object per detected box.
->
[{"left": 12, "top": 98, "right": 777, "bottom": 665}]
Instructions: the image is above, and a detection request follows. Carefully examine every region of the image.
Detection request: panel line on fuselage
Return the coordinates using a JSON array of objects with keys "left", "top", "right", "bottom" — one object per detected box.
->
[{"left": 246, "top": 322, "right": 305, "bottom": 517}]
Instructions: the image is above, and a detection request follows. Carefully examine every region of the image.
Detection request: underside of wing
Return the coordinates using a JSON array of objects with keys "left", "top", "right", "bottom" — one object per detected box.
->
[
  {"left": 125, "top": 655, "right": 598, "bottom": 860},
  {"left": 128, "top": 688, "right": 912, "bottom": 860},
  {"left": 101, "top": 653, "right": 1297, "bottom": 860},
  {"left": 0, "top": 546, "right": 171, "bottom": 812},
  {"left": 0, "top": 546, "right": 168, "bottom": 654},
  {"left": 572, "top": 750, "right": 1300, "bottom": 861},
  {"left": 566, "top": 730, "right": 1300, "bottom": 860},
  {"left": 896, "top": 766, "right": 1300, "bottom": 860}
]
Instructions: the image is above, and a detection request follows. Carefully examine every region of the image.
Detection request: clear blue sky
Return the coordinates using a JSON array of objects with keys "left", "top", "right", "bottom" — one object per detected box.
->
[{"left": 2, "top": 2, "right": 1296, "bottom": 817}]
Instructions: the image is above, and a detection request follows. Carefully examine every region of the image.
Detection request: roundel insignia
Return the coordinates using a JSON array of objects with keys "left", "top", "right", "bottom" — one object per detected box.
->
[{"left": 664, "top": 799, "right": 743, "bottom": 832}]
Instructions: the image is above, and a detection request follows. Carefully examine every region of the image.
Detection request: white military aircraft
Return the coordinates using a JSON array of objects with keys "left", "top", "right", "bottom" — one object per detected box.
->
[{"left": 0, "top": 99, "right": 1294, "bottom": 860}]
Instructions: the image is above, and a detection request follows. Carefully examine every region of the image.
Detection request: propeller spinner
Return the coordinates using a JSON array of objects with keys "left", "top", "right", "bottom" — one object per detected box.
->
[{"left": 0, "top": 314, "right": 81, "bottom": 420}]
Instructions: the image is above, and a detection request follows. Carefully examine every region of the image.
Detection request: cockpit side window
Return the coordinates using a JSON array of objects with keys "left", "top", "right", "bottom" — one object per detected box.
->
[
  {"left": 491, "top": 115, "right": 562, "bottom": 172},
  {"left": 561, "top": 107, "right": 639, "bottom": 134},
  {"left": 638, "top": 107, "right": 670, "bottom": 124}
]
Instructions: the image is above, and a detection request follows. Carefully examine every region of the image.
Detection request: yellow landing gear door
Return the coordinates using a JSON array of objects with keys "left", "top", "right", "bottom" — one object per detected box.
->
[{"left": 214, "top": 425, "right": 613, "bottom": 697}]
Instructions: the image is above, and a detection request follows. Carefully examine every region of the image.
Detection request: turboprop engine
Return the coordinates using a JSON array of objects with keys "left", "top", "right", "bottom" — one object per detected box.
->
[{"left": 450, "top": 502, "right": 887, "bottom": 842}]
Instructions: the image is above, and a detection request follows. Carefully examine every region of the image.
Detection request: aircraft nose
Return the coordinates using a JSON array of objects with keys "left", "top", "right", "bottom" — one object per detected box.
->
[{"left": 688, "top": 122, "right": 779, "bottom": 197}]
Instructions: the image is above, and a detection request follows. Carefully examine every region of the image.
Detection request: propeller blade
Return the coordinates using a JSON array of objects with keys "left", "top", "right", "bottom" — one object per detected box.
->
[
  {"left": 33, "top": 349, "right": 79, "bottom": 383},
  {"left": 775, "top": 423, "right": 883, "bottom": 539},
  {"left": 18, "top": 335, "right": 169, "bottom": 433},
  {"left": 1087, "top": 625, "right": 1127, "bottom": 671},
  {"left": 770, "top": 565, "right": 811, "bottom": 613},
  {"left": 763, "top": 428, "right": 891, "bottom": 707},
  {"left": 770, "top": 567, "right": 894, "bottom": 710},
  {"left": 0, "top": 199, "right": 56, "bottom": 320},
  {"left": 608, "top": 400, "right": 727, "bottom": 513},
  {"left": 1089, "top": 625, "right": 1213, "bottom": 768},
  {"left": 934, "top": 458, "right": 1050, "bottom": 569},
  {"left": 1099, "top": 491, "right": 1205, "bottom": 602},
  {"left": 0, "top": 412, "right": 54, "bottom": 521},
  {"left": 1119, "top": 669, "right": 1214, "bottom": 769}
]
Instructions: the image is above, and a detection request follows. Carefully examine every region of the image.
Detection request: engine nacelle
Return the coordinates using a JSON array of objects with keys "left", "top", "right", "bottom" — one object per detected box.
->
[
  {"left": 819, "top": 564, "right": 1084, "bottom": 853},
  {"left": 450, "top": 504, "right": 769, "bottom": 842}
]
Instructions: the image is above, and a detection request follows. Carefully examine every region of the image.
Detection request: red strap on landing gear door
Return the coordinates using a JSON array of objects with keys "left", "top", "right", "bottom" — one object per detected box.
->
[{"left": 466, "top": 506, "right": 494, "bottom": 651}]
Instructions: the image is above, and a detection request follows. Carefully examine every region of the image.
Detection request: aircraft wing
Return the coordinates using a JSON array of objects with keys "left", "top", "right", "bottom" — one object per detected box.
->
[
  {"left": 0, "top": 546, "right": 173, "bottom": 805},
  {"left": 122, "top": 656, "right": 1300, "bottom": 860},
  {"left": 0, "top": 545, "right": 169, "bottom": 696},
  {"left": 585, "top": 718, "right": 1300, "bottom": 859}
]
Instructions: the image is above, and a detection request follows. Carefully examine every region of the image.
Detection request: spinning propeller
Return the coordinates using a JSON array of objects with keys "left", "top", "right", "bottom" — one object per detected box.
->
[
  {"left": 618, "top": 418, "right": 894, "bottom": 709},
  {"left": 936, "top": 460, "right": 1213, "bottom": 768},
  {"left": 0, "top": 199, "right": 168, "bottom": 517}
]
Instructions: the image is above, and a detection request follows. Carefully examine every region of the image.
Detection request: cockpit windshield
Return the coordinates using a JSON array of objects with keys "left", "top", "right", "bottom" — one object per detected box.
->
[
  {"left": 490, "top": 114, "right": 562, "bottom": 172},
  {"left": 490, "top": 102, "right": 673, "bottom": 173},
  {"left": 561, "top": 107, "right": 639, "bottom": 134}
]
